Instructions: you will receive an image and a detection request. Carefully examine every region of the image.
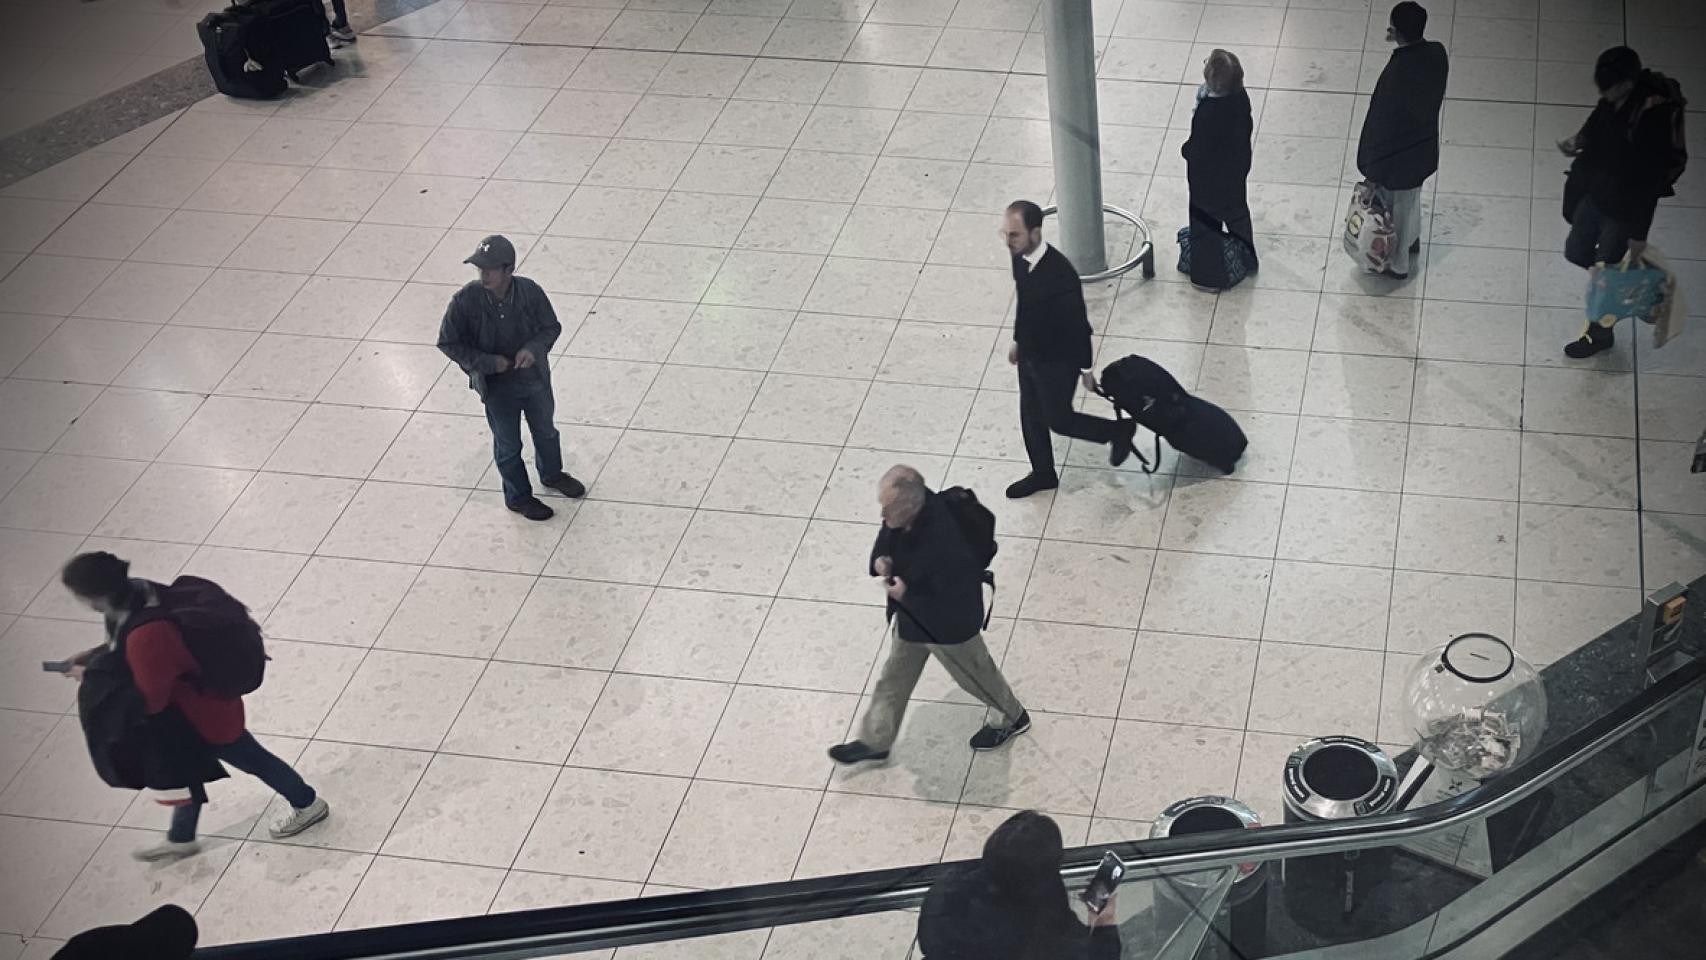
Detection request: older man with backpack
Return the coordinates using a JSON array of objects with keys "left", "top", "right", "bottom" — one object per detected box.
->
[
  {"left": 1559, "top": 46, "right": 1689, "bottom": 358},
  {"left": 828, "top": 466, "right": 1030, "bottom": 765},
  {"left": 58, "top": 552, "right": 328, "bottom": 862}
]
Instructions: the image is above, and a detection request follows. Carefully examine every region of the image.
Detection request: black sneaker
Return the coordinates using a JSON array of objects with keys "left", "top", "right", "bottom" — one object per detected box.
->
[
  {"left": 1005, "top": 474, "right": 1059, "bottom": 499},
  {"left": 1409, "top": 238, "right": 1421, "bottom": 255},
  {"left": 828, "top": 740, "right": 890, "bottom": 765},
  {"left": 507, "top": 497, "right": 554, "bottom": 521},
  {"left": 1378, "top": 268, "right": 1409, "bottom": 281},
  {"left": 1564, "top": 324, "right": 1614, "bottom": 359},
  {"left": 970, "top": 710, "right": 1031, "bottom": 751},
  {"left": 541, "top": 473, "right": 586, "bottom": 498},
  {"left": 1109, "top": 420, "right": 1138, "bottom": 468}
]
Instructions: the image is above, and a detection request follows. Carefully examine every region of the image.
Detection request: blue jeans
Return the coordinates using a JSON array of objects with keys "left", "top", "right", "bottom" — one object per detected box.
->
[
  {"left": 169, "top": 732, "right": 316, "bottom": 842},
  {"left": 325, "top": 0, "right": 348, "bottom": 28},
  {"left": 485, "top": 380, "right": 564, "bottom": 507}
]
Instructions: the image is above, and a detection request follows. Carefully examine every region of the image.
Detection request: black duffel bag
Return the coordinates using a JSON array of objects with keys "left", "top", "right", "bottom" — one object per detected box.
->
[{"left": 1096, "top": 354, "right": 1248, "bottom": 476}]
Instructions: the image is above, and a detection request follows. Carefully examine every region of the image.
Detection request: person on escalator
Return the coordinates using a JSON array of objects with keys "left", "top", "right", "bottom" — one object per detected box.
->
[{"left": 917, "top": 810, "right": 1121, "bottom": 960}]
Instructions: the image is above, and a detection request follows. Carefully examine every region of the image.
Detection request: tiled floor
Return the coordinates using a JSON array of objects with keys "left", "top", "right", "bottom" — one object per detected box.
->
[
  {"left": 2, "top": 0, "right": 1705, "bottom": 955},
  {"left": 0, "top": 0, "right": 223, "bottom": 138}
]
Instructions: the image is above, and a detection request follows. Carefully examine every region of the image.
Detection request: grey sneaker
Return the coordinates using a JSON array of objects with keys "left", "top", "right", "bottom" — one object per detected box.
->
[
  {"left": 329, "top": 25, "right": 357, "bottom": 44},
  {"left": 132, "top": 839, "right": 201, "bottom": 862},
  {"left": 269, "top": 796, "right": 329, "bottom": 838}
]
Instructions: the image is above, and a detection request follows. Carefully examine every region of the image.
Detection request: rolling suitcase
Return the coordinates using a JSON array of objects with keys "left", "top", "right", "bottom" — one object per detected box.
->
[
  {"left": 1097, "top": 354, "right": 1248, "bottom": 476},
  {"left": 198, "top": 6, "right": 288, "bottom": 100},
  {"left": 248, "top": 0, "right": 334, "bottom": 80}
]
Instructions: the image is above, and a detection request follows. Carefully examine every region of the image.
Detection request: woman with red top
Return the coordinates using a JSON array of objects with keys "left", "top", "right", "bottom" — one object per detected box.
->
[{"left": 61, "top": 552, "right": 329, "bottom": 862}]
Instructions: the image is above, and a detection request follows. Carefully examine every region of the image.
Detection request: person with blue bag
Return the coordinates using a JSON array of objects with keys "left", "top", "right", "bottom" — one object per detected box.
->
[{"left": 1558, "top": 46, "right": 1688, "bottom": 358}]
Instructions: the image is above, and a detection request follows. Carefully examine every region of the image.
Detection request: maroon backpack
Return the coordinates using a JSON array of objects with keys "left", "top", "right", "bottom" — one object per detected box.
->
[{"left": 123, "top": 577, "right": 269, "bottom": 698}]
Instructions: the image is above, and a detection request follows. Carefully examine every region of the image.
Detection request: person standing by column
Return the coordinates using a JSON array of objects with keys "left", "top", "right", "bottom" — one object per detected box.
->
[
  {"left": 1002, "top": 200, "right": 1138, "bottom": 500},
  {"left": 828, "top": 466, "right": 1030, "bottom": 764},
  {"left": 1356, "top": 2, "right": 1449, "bottom": 281},
  {"left": 438, "top": 235, "right": 585, "bottom": 521},
  {"left": 58, "top": 552, "right": 329, "bottom": 862},
  {"left": 1181, "top": 49, "right": 1258, "bottom": 293}
]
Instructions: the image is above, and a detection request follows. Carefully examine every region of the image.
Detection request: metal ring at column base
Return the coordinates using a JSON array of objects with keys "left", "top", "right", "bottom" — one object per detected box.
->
[{"left": 1038, "top": 203, "right": 1155, "bottom": 282}]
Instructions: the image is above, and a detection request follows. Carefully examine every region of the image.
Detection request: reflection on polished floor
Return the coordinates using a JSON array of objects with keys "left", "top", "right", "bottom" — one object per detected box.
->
[{"left": 0, "top": 0, "right": 1703, "bottom": 954}]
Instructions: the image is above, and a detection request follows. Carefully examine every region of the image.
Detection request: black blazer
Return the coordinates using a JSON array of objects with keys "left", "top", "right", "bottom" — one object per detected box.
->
[
  {"left": 1182, "top": 88, "right": 1253, "bottom": 217},
  {"left": 1358, "top": 41, "right": 1449, "bottom": 190},
  {"left": 1011, "top": 246, "right": 1093, "bottom": 368}
]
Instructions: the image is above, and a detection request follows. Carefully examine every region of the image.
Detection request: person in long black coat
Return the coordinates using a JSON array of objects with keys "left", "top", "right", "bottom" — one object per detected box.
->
[
  {"left": 1356, "top": 2, "right": 1449, "bottom": 279},
  {"left": 1180, "top": 49, "right": 1257, "bottom": 292}
]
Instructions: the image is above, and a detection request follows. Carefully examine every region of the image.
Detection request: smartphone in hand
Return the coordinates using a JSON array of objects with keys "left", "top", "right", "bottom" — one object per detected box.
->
[
  {"left": 1080, "top": 851, "right": 1126, "bottom": 913},
  {"left": 42, "top": 660, "right": 74, "bottom": 674}
]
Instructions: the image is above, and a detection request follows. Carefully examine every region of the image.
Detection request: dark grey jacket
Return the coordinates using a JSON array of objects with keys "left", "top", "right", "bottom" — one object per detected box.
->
[{"left": 436, "top": 276, "right": 561, "bottom": 400}]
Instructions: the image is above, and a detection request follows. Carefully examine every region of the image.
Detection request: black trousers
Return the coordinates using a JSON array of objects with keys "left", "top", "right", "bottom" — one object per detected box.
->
[
  {"left": 1564, "top": 195, "right": 1636, "bottom": 270},
  {"left": 1187, "top": 202, "right": 1257, "bottom": 290},
  {"left": 1018, "top": 358, "right": 1123, "bottom": 480}
]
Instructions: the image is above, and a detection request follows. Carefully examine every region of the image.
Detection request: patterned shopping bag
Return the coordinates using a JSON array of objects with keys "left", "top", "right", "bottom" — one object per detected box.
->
[
  {"left": 1342, "top": 181, "right": 1396, "bottom": 274},
  {"left": 1586, "top": 252, "right": 1674, "bottom": 331}
]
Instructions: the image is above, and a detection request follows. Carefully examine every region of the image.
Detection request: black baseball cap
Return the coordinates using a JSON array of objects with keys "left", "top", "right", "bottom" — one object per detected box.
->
[{"left": 464, "top": 234, "right": 516, "bottom": 269}]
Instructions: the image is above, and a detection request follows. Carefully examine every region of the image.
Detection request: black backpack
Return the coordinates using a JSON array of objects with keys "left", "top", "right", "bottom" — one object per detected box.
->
[
  {"left": 1097, "top": 355, "right": 1248, "bottom": 476},
  {"left": 940, "top": 486, "right": 997, "bottom": 572},
  {"left": 122, "top": 577, "right": 269, "bottom": 698}
]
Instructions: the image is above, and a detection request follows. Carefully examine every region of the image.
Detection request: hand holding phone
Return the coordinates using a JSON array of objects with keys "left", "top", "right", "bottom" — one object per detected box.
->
[
  {"left": 1080, "top": 851, "right": 1125, "bottom": 913},
  {"left": 42, "top": 660, "right": 74, "bottom": 674}
]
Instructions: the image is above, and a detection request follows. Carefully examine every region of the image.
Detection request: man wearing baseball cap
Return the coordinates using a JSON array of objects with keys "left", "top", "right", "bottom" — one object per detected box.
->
[{"left": 438, "top": 235, "right": 585, "bottom": 520}]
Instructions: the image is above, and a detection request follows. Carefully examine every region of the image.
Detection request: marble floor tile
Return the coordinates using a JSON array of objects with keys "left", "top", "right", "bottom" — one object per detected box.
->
[
  {"left": 497, "top": 576, "right": 652, "bottom": 671},
  {"left": 1095, "top": 719, "right": 1243, "bottom": 822},
  {"left": 515, "top": 766, "right": 689, "bottom": 881},
  {"left": 375, "top": 566, "right": 535, "bottom": 658},
  {"left": 651, "top": 780, "right": 821, "bottom": 888},
  {"left": 193, "top": 842, "right": 370, "bottom": 946},
  {"left": 1018, "top": 540, "right": 1154, "bottom": 628},
  {"left": 616, "top": 588, "right": 772, "bottom": 682},
  {"left": 381, "top": 753, "right": 558, "bottom": 868},
  {"left": 1246, "top": 642, "right": 1382, "bottom": 738},
  {"left": 569, "top": 673, "right": 733, "bottom": 777},
  {"left": 1140, "top": 551, "right": 1273, "bottom": 640},
  {"left": 316, "top": 650, "right": 484, "bottom": 751}
]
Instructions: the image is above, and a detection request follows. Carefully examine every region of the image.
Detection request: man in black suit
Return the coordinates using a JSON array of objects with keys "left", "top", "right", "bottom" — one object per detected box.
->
[{"left": 1002, "top": 200, "right": 1138, "bottom": 500}]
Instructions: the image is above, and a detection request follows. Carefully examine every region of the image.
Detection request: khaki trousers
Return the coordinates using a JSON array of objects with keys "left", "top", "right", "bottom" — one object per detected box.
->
[{"left": 858, "top": 617, "right": 1025, "bottom": 751}]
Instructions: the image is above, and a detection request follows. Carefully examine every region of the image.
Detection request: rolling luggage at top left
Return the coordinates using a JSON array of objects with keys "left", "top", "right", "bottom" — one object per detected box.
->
[{"left": 198, "top": 0, "right": 333, "bottom": 100}]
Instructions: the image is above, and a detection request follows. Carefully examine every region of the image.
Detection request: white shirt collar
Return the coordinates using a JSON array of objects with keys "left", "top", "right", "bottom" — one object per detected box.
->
[{"left": 1020, "top": 240, "right": 1050, "bottom": 272}]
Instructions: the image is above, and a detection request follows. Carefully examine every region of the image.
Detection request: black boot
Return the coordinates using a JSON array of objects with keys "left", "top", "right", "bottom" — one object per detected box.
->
[{"left": 1564, "top": 323, "right": 1614, "bottom": 359}]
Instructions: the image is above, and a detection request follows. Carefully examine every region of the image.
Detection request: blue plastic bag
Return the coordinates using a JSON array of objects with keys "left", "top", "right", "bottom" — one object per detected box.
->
[{"left": 1586, "top": 255, "right": 1672, "bottom": 328}]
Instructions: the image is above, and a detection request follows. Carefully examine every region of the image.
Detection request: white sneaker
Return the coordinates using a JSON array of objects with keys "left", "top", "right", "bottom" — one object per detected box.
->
[
  {"left": 268, "top": 796, "right": 329, "bottom": 838},
  {"left": 132, "top": 839, "right": 201, "bottom": 862}
]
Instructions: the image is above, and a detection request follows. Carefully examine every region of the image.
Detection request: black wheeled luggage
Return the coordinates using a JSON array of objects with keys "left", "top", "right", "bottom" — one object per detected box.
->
[
  {"left": 1097, "top": 354, "right": 1248, "bottom": 475},
  {"left": 248, "top": 0, "right": 333, "bottom": 80},
  {"left": 198, "top": 6, "right": 288, "bottom": 100}
]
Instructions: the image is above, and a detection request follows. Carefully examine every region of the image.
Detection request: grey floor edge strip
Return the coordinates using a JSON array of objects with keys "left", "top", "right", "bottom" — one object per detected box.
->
[{"left": 0, "top": 0, "right": 445, "bottom": 190}]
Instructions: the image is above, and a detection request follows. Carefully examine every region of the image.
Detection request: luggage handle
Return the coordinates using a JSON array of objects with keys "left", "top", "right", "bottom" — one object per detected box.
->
[{"left": 1091, "top": 384, "right": 1162, "bottom": 475}]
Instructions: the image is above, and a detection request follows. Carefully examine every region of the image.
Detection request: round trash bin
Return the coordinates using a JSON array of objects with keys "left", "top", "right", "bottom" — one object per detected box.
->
[
  {"left": 1149, "top": 796, "right": 1268, "bottom": 956},
  {"left": 1279, "top": 736, "right": 1400, "bottom": 933}
]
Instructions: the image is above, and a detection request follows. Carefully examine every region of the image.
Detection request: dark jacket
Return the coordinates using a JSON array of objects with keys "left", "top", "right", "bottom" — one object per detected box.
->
[
  {"left": 870, "top": 491, "right": 984, "bottom": 645},
  {"left": 1182, "top": 88, "right": 1254, "bottom": 217},
  {"left": 436, "top": 276, "right": 562, "bottom": 401},
  {"left": 1011, "top": 246, "right": 1093, "bottom": 369},
  {"left": 1567, "top": 70, "right": 1686, "bottom": 237},
  {"left": 917, "top": 862, "right": 1121, "bottom": 960},
  {"left": 1358, "top": 40, "right": 1450, "bottom": 190},
  {"left": 78, "top": 646, "right": 226, "bottom": 792}
]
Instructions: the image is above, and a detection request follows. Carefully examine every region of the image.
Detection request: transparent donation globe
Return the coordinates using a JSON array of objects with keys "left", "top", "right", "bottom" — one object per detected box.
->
[{"left": 1405, "top": 633, "right": 1548, "bottom": 781}]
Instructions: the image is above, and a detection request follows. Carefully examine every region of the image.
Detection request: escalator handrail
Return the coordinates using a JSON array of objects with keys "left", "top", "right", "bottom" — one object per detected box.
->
[{"left": 195, "top": 654, "right": 1706, "bottom": 960}]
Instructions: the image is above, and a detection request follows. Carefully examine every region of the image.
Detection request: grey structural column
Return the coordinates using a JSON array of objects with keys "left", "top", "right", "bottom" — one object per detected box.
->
[{"left": 1040, "top": 0, "right": 1107, "bottom": 273}]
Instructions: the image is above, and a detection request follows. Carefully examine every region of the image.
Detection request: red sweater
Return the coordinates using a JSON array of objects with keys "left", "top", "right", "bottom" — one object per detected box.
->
[{"left": 124, "top": 620, "right": 245, "bottom": 746}]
